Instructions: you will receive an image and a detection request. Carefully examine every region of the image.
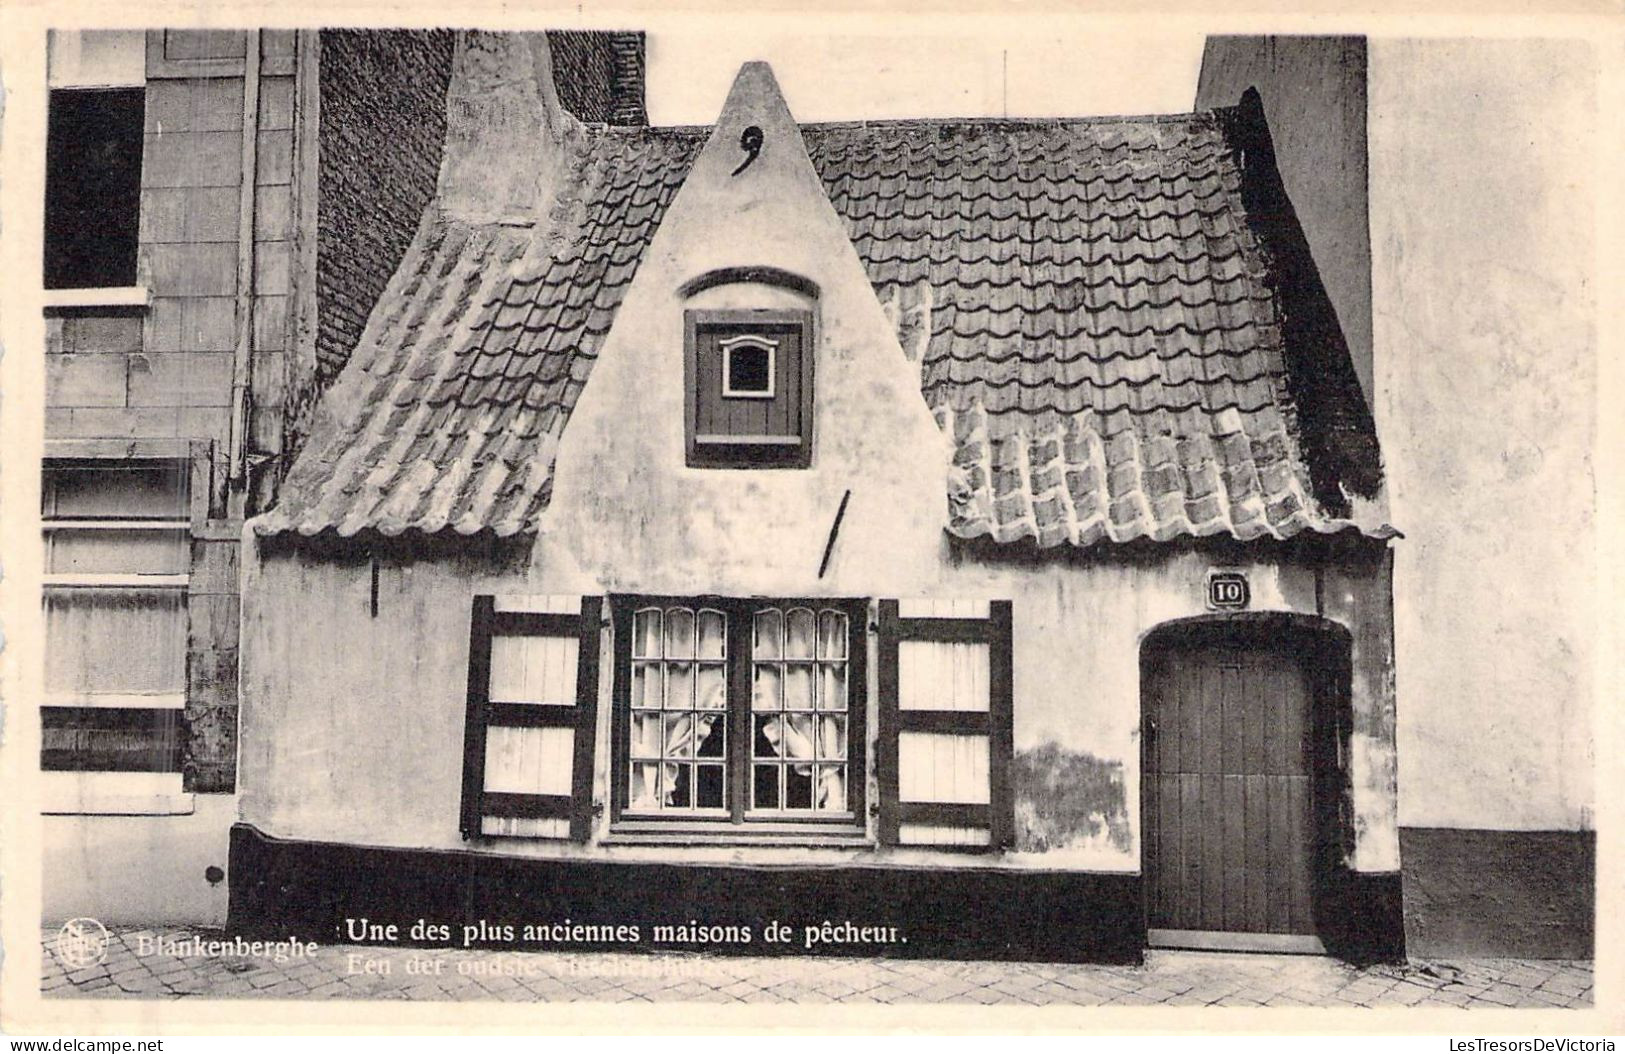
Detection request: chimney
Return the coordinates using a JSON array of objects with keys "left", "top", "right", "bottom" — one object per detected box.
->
[
  {"left": 436, "top": 31, "right": 581, "bottom": 225},
  {"left": 607, "top": 33, "right": 648, "bottom": 126}
]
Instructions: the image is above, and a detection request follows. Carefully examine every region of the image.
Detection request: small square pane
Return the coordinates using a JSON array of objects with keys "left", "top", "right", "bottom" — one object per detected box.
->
[
  {"left": 633, "top": 609, "right": 661, "bottom": 658},
  {"left": 725, "top": 343, "right": 772, "bottom": 394},
  {"left": 696, "top": 663, "right": 726, "bottom": 710},
  {"left": 632, "top": 662, "right": 661, "bottom": 709},
  {"left": 665, "top": 662, "right": 694, "bottom": 710},
  {"left": 753, "top": 715, "right": 783, "bottom": 758},
  {"left": 786, "top": 608, "right": 816, "bottom": 658},
  {"left": 753, "top": 609, "right": 782, "bottom": 660},
  {"left": 817, "top": 765, "right": 846, "bottom": 811},
  {"left": 818, "top": 664, "right": 847, "bottom": 711},
  {"left": 783, "top": 664, "right": 814, "bottom": 710},
  {"left": 697, "top": 609, "right": 726, "bottom": 660},
  {"left": 663, "top": 714, "right": 693, "bottom": 758},
  {"left": 631, "top": 713, "right": 662, "bottom": 758},
  {"left": 630, "top": 763, "right": 661, "bottom": 810},
  {"left": 694, "top": 713, "right": 726, "bottom": 758},
  {"left": 817, "top": 610, "right": 847, "bottom": 659},
  {"left": 784, "top": 714, "right": 816, "bottom": 761},
  {"left": 753, "top": 764, "right": 781, "bottom": 810},
  {"left": 665, "top": 764, "right": 692, "bottom": 809},
  {"left": 664, "top": 608, "right": 695, "bottom": 659},
  {"left": 818, "top": 715, "right": 846, "bottom": 760},
  {"left": 695, "top": 764, "right": 725, "bottom": 809},
  {"left": 752, "top": 664, "right": 781, "bottom": 710},
  {"left": 785, "top": 765, "right": 814, "bottom": 809}
]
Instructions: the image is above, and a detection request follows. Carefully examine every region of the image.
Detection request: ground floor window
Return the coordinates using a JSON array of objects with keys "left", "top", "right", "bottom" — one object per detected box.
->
[
  {"left": 41, "top": 459, "right": 191, "bottom": 776},
  {"left": 461, "top": 593, "right": 1012, "bottom": 850},
  {"left": 612, "top": 596, "right": 867, "bottom": 827}
]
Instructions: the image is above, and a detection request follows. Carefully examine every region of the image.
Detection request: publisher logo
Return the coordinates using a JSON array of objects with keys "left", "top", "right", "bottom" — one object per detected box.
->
[{"left": 54, "top": 917, "right": 110, "bottom": 969}]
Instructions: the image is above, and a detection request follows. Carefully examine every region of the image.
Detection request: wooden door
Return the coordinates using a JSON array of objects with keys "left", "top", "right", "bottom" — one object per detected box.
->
[{"left": 1143, "top": 636, "right": 1322, "bottom": 952}]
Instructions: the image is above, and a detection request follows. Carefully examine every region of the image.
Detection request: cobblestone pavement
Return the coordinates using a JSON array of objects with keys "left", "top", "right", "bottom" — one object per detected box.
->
[{"left": 41, "top": 926, "right": 1593, "bottom": 1007}]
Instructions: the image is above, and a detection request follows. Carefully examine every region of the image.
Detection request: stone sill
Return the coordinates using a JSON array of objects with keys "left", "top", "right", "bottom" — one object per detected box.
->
[
  {"left": 43, "top": 286, "right": 151, "bottom": 313},
  {"left": 40, "top": 772, "right": 195, "bottom": 816}
]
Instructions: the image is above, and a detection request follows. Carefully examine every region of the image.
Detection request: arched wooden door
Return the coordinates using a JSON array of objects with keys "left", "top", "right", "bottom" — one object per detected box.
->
[{"left": 1142, "top": 627, "right": 1326, "bottom": 953}]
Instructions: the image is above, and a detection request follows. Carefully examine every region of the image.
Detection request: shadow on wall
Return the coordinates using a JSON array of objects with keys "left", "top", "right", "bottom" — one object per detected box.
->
[
  {"left": 1014, "top": 743, "right": 1132, "bottom": 853},
  {"left": 1216, "top": 86, "right": 1384, "bottom": 512}
]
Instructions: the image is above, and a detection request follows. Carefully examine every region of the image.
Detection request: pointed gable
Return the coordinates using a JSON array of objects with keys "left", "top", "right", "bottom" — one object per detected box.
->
[{"left": 536, "top": 62, "right": 951, "bottom": 592}]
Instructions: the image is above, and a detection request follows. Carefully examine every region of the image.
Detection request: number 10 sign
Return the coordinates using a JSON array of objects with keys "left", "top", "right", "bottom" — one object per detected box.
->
[{"left": 1206, "top": 571, "right": 1250, "bottom": 610}]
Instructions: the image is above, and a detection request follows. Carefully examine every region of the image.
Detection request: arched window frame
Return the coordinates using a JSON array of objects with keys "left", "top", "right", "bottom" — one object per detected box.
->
[{"left": 719, "top": 334, "right": 778, "bottom": 399}]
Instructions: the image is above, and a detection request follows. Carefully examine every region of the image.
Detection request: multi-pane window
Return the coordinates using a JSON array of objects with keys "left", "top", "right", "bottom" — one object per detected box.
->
[
  {"left": 749, "top": 607, "right": 849, "bottom": 813},
  {"left": 616, "top": 597, "right": 865, "bottom": 826},
  {"left": 628, "top": 607, "right": 729, "bottom": 813},
  {"left": 471, "top": 594, "right": 1014, "bottom": 849}
]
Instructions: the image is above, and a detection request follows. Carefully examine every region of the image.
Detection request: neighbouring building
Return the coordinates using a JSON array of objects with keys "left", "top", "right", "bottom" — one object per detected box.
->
[
  {"left": 232, "top": 31, "right": 1407, "bottom": 963},
  {"left": 1197, "top": 35, "right": 1596, "bottom": 961},
  {"left": 39, "top": 27, "right": 648, "bottom": 924}
]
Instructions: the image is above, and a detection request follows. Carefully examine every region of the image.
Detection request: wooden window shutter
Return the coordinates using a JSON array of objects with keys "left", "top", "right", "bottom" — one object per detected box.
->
[
  {"left": 460, "top": 595, "right": 603, "bottom": 843},
  {"left": 877, "top": 599, "right": 1014, "bottom": 851}
]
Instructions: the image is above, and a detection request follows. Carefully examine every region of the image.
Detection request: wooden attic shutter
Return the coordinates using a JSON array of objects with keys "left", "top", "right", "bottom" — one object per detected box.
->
[
  {"left": 877, "top": 599, "right": 1014, "bottom": 850},
  {"left": 460, "top": 595, "right": 602, "bottom": 842}
]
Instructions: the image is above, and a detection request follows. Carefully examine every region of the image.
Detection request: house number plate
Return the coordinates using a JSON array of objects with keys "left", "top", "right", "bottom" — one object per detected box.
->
[{"left": 1206, "top": 571, "right": 1250, "bottom": 610}]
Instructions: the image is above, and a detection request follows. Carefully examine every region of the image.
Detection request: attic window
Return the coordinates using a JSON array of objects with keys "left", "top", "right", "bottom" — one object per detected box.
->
[{"left": 685, "top": 309, "right": 813, "bottom": 469}]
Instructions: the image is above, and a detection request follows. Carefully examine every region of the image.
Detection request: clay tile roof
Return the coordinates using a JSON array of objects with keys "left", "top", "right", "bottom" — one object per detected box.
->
[
  {"left": 252, "top": 126, "right": 704, "bottom": 537},
  {"left": 804, "top": 111, "right": 1388, "bottom": 547},
  {"left": 257, "top": 103, "right": 1388, "bottom": 547}
]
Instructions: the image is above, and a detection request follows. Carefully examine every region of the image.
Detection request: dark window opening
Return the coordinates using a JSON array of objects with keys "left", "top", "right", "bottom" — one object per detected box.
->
[
  {"left": 722, "top": 339, "right": 774, "bottom": 397},
  {"left": 45, "top": 87, "right": 145, "bottom": 290}
]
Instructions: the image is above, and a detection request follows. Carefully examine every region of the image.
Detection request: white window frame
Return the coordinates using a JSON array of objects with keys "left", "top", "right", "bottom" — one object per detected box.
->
[
  {"left": 719, "top": 334, "right": 778, "bottom": 400},
  {"left": 611, "top": 596, "right": 868, "bottom": 839},
  {"left": 44, "top": 31, "right": 150, "bottom": 306}
]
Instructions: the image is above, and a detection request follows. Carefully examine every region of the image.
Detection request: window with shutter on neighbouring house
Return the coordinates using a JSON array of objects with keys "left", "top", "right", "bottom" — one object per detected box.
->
[
  {"left": 685, "top": 309, "right": 814, "bottom": 468},
  {"left": 41, "top": 461, "right": 191, "bottom": 779}
]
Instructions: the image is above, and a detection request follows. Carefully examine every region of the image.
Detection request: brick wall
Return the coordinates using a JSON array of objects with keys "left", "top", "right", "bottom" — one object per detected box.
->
[
  {"left": 313, "top": 30, "right": 455, "bottom": 388},
  {"left": 547, "top": 31, "right": 648, "bottom": 126}
]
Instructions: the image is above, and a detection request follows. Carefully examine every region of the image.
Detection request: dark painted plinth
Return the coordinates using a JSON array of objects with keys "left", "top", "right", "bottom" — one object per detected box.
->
[
  {"left": 1400, "top": 828, "right": 1594, "bottom": 959},
  {"left": 228, "top": 824, "right": 1145, "bottom": 963},
  {"left": 1319, "top": 867, "right": 1405, "bottom": 964}
]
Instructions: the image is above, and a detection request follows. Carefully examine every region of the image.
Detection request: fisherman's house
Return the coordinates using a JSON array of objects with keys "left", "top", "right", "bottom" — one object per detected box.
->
[{"left": 41, "top": 28, "right": 1592, "bottom": 963}]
